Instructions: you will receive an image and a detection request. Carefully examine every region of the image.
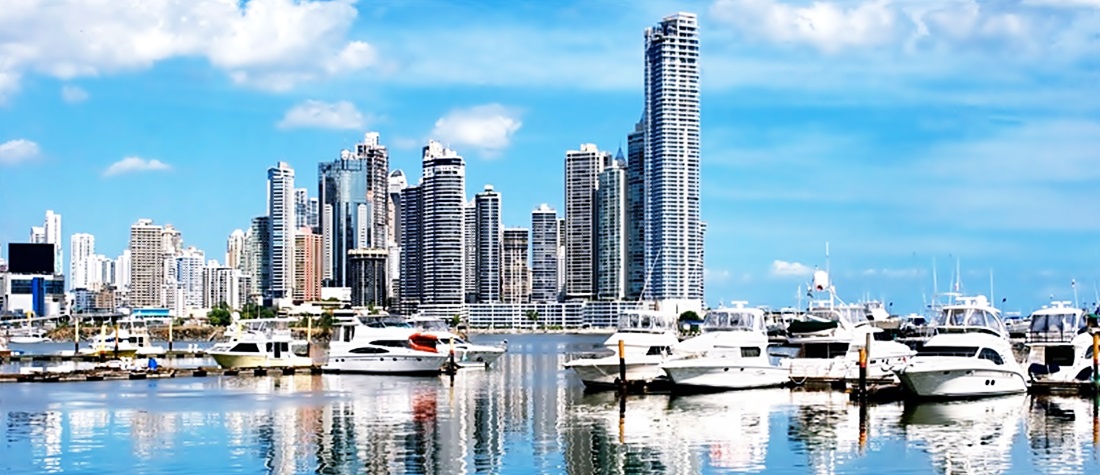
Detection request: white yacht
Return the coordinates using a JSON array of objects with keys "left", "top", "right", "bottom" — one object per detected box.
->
[
  {"left": 5, "top": 315, "right": 52, "bottom": 344},
  {"left": 324, "top": 315, "right": 449, "bottom": 375},
  {"left": 895, "top": 295, "right": 1028, "bottom": 398},
  {"left": 1023, "top": 301, "right": 1096, "bottom": 383},
  {"left": 405, "top": 315, "right": 506, "bottom": 368},
  {"left": 79, "top": 319, "right": 166, "bottom": 358},
  {"left": 0, "top": 335, "right": 11, "bottom": 358},
  {"left": 207, "top": 317, "right": 312, "bottom": 369},
  {"left": 660, "top": 302, "right": 788, "bottom": 391},
  {"left": 564, "top": 310, "right": 679, "bottom": 388},
  {"left": 785, "top": 271, "right": 914, "bottom": 384}
]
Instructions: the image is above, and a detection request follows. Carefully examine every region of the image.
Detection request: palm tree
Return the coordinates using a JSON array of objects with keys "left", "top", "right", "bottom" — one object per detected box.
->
[{"left": 525, "top": 310, "right": 540, "bottom": 331}]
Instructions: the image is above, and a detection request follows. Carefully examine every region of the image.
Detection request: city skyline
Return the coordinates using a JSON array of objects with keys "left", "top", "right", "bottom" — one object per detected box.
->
[{"left": 2, "top": 1, "right": 1098, "bottom": 312}]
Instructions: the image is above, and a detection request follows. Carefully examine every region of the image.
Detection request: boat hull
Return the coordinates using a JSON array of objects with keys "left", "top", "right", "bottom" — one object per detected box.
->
[
  {"left": 898, "top": 367, "right": 1028, "bottom": 399},
  {"left": 662, "top": 359, "right": 788, "bottom": 390},
  {"left": 450, "top": 347, "right": 505, "bottom": 368},
  {"left": 565, "top": 355, "right": 666, "bottom": 387},
  {"left": 210, "top": 352, "right": 313, "bottom": 369},
  {"left": 323, "top": 354, "right": 447, "bottom": 375},
  {"left": 9, "top": 337, "right": 50, "bottom": 344}
]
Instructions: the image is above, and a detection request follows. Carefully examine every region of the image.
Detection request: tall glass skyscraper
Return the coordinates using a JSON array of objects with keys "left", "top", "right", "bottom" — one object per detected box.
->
[
  {"left": 318, "top": 132, "right": 389, "bottom": 287},
  {"left": 267, "top": 162, "right": 295, "bottom": 301},
  {"left": 643, "top": 12, "right": 703, "bottom": 305}
]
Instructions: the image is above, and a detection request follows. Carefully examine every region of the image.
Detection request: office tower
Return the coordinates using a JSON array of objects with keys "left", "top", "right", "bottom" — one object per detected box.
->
[
  {"left": 349, "top": 248, "right": 388, "bottom": 307},
  {"left": 203, "top": 265, "right": 242, "bottom": 309},
  {"left": 294, "top": 188, "right": 309, "bottom": 228},
  {"left": 399, "top": 185, "right": 423, "bottom": 311},
  {"left": 294, "top": 227, "right": 323, "bottom": 301},
  {"left": 502, "top": 228, "right": 530, "bottom": 304},
  {"left": 268, "top": 161, "right": 296, "bottom": 301},
  {"left": 626, "top": 119, "right": 646, "bottom": 299},
  {"left": 463, "top": 201, "right": 476, "bottom": 303},
  {"left": 69, "top": 233, "right": 95, "bottom": 290},
  {"left": 129, "top": 219, "right": 164, "bottom": 308},
  {"left": 307, "top": 197, "right": 319, "bottom": 231},
  {"left": 475, "top": 185, "right": 502, "bottom": 303},
  {"left": 644, "top": 12, "right": 703, "bottom": 303},
  {"left": 530, "top": 204, "right": 559, "bottom": 303},
  {"left": 597, "top": 158, "right": 628, "bottom": 300},
  {"left": 388, "top": 170, "right": 408, "bottom": 300},
  {"left": 177, "top": 247, "right": 205, "bottom": 309},
  {"left": 248, "top": 216, "right": 272, "bottom": 300},
  {"left": 318, "top": 132, "right": 389, "bottom": 287},
  {"left": 564, "top": 144, "right": 607, "bottom": 300},
  {"left": 418, "top": 140, "right": 466, "bottom": 309},
  {"left": 226, "top": 229, "right": 246, "bottom": 271}
]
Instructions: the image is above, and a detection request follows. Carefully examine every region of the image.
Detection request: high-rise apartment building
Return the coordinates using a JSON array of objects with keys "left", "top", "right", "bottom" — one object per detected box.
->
[
  {"left": 475, "top": 185, "right": 502, "bottom": 303},
  {"left": 564, "top": 144, "right": 608, "bottom": 300},
  {"left": 248, "top": 216, "right": 272, "bottom": 300},
  {"left": 348, "top": 248, "right": 388, "bottom": 308},
  {"left": 644, "top": 12, "right": 703, "bottom": 305},
  {"left": 115, "top": 250, "right": 131, "bottom": 290},
  {"left": 530, "top": 205, "right": 559, "bottom": 303},
  {"left": 69, "top": 233, "right": 95, "bottom": 290},
  {"left": 388, "top": 170, "right": 408, "bottom": 301},
  {"left": 203, "top": 265, "right": 243, "bottom": 309},
  {"left": 294, "top": 227, "right": 323, "bottom": 302},
  {"left": 597, "top": 158, "right": 628, "bottom": 300},
  {"left": 463, "top": 201, "right": 477, "bottom": 303},
  {"left": 502, "top": 228, "right": 530, "bottom": 304},
  {"left": 29, "top": 226, "right": 45, "bottom": 243},
  {"left": 176, "top": 247, "right": 205, "bottom": 310},
  {"left": 318, "top": 132, "right": 389, "bottom": 287},
  {"left": 44, "top": 210, "right": 62, "bottom": 275},
  {"left": 399, "top": 185, "right": 423, "bottom": 312},
  {"left": 294, "top": 188, "right": 309, "bottom": 229},
  {"left": 268, "top": 161, "right": 296, "bottom": 301},
  {"left": 626, "top": 120, "right": 646, "bottom": 299},
  {"left": 129, "top": 219, "right": 164, "bottom": 308},
  {"left": 226, "top": 229, "right": 246, "bottom": 271}
]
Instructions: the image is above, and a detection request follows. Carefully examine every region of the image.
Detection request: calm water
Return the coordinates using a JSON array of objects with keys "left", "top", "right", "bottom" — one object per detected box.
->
[{"left": 1, "top": 333, "right": 1098, "bottom": 474}]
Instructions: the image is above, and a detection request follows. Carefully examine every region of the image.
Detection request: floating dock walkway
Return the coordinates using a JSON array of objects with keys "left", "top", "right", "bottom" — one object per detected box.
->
[{"left": 0, "top": 366, "right": 322, "bottom": 384}]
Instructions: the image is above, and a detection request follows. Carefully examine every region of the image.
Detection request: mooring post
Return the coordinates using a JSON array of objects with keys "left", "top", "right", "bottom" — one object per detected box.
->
[
  {"left": 618, "top": 339, "right": 627, "bottom": 390},
  {"left": 1092, "top": 332, "right": 1098, "bottom": 389},
  {"left": 859, "top": 333, "right": 870, "bottom": 399},
  {"left": 168, "top": 317, "right": 174, "bottom": 353},
  {"left": 73, "top": 316, "right": 80, "bottom": 355},
  {"left": 113, "top": 318, "right": 120, "bottom": 360},
  {"left": 306, "top": 315, "right": 312, "bottom": 358}
]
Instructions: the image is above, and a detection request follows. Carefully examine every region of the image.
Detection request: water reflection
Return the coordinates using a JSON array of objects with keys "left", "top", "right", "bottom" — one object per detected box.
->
[
  {"left": 902, "top": 395, "right": 1026, "bottom": 475},
  {"left": 1, "top": 334, "right": 1099, "bottom": 475}
]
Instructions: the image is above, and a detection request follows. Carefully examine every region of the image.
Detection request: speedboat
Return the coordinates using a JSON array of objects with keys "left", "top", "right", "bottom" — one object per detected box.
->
[
  {"left": 323, "top": 315, "right": 449, "bottom": 375},
  {"left": 207, "top": 317, "right": 312, "bottom": 369},
  {"left": 405, "top": 315, "right": 506, "bottom": 368},
  {"left": 1023, "top": 301, "right": 1097, "bottom": 383},
  {"left": 784, "top": 271, "right": 914, "bottom": 385},
  {"left": 895, "top": 295, "right": 1029, "bottom": 399},
  {"left": 78, "top": 319, "right": 167, "bottom": 358},
  {"left": 564, "top": 310, "right": 678, "bottom": 388},
  {"left": 660, "top": 302, "right": 788, "bottom": 391}
]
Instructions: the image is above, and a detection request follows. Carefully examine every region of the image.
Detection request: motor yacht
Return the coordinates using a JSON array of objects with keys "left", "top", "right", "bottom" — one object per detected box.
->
[
  {"left": 895, "top": 295, "right": 1028, "bottom": 399},
  {"left": 323, "top": 315, "right": 449, "bottom": 375},
  {"left": 1023, "top": 301, "right": 1097, "bottom": 383},
  {"left": 207, "top": 317, "right": 312, "bottom": 369},
  {"left": 660, "top": 302, "right": 788, "bottom": 391},
  {"left": 405, "top": 315, "right": 506, "bottom": 368},
  {"left": 79, "top": 318, "right": 167, "bottom": 358},
  {"left": 5, "top": 314, "right": 52, "bottom": 344},
  {"left": 564, "top": 310, "right": 679, "bottom": 388},
  {"left": 784, "top": 271, "right": 914, "bottom": 384}
]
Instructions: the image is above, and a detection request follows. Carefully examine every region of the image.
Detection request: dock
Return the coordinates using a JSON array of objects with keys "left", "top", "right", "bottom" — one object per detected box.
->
[
  {"left": 0, "top": 365, "right": 322, "bottom": 384},
  {"left": 2, "top": 350, "right": 209, "bottom": 364}
]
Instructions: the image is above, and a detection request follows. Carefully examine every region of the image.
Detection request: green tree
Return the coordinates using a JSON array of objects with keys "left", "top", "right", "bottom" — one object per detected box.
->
[
  {"left": 678, "top": 310, "right": 700, "bottom": 323},
  {"left": 525, "top": 310, "right": 540, "bottom": 330},
  {"left": 450, "top": 314, "right": 462, "bottom": 328},
  {"left": 208, "top": 302, "right": 232, "bottom": 327}
]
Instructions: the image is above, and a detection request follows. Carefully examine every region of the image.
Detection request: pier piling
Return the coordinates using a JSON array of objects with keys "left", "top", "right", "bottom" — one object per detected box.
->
[
  {"left": 857, "top": 333, "right": 870, "bottom": 400},
  {"left": 617, "top": 339, "right": 626, "bottom": 390},
  {"left": 168, "top": 318, "right": 174, "bottom": 352},
  {"left": 1093, "top": 332, "right": 1098, "bottom": 389}
]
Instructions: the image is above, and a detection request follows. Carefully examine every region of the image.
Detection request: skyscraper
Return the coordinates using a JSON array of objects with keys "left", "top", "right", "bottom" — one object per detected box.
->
[
  {"left": 44, "top": 210, "right": 62, "bottom": 276},
  {"left": 203, "top": 265, "right": 242, "bottom": 309},
  {"left": 644, "top": 12, "right": 703, "bottom": 305},
  {"left": 349, "top": 248, "right": 388, "bottom": 308},
  {"left": 115, "top": 249, "right": 131, "bottom": 291},
  {"left": 388, "top": 170, "right": 408, "bottom": 300},
  {"left": 246, "top": 216, "right": 271, "bottom": 301},
  {"left": 294, "top": 227, "right": 323, "bottom": 302},
  {"left": 294, "top": 188, "right": 310, "bottom": 229},
  {"left": 268, "top": 162, "right": 296, "bottom": 302},
  {"left": 417, "top": 140, "right": 466, "bottom": 314},
  {"left": 399, "top": 185, "right": 423, "bottom": 312},
  {"left": 597, "top": 158, "right": 627, "bottom": 300},
  {"left": 564, "top": 144, "right": 608, "bottom": 300},
  {"left": 70, "top": 233, "right": 95, "bottom": 290},
  {"left": 626, "top": 119, "right": 646, "bottom": 299},
  {"left": 318, "top": 132, "right": 389, "bottom": 287},
  {"left": 475, "top": 185, "right": 502, "bottom": 303},
  {"left": 129, "top": 219, "right": 164, "bottom": 308},
  {"left": 502, "top": 228, "right": 530, "bottom": 304},
  {"left": 226, "top": 229, "right": 246, "bottom": 271},
  {"left": 176, "top": 247, "right": 205, "bottom": 310},
  {"left": 530, "top": 204, "right": 559, "bottom": 303},
  {"left": 463, "top": 201, "right": 477, "bottom": 303}
]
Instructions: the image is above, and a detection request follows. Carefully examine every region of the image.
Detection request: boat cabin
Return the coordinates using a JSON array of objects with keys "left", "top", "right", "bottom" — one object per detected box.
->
[
  {"left": 616, "top": 310, "right": 677, "bottom": 334},
  {"left": 701, "top": 303, "right": 766, "bottom": 333},
  {"left": 1027, "top": 301, "right": 1086, "bottom": 343},
  {"left": 933, "top": 296, "right": 1007, "bottom": 338}
]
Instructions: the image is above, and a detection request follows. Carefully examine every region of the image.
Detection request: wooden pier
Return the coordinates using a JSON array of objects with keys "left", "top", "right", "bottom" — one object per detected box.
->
[{"left": 0, "top": 365, "right": 322, "bottom": 384}]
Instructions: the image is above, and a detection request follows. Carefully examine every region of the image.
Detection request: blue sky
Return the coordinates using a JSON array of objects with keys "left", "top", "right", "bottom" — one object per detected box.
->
[{"left": 1, "top": 0, "right": 1099, "bottom": 313}]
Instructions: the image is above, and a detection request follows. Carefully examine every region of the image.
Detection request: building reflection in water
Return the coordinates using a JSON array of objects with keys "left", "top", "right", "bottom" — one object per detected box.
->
[
  {"left": 902, "top": 394, "right": 1026, "bottom": 475},
  {"left": 1026, "top": 395, "right": 1098, "bottom": 475}
]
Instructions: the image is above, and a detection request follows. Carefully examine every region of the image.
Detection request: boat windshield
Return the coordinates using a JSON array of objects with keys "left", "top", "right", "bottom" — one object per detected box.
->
[
  {"left": 1029, "top": 312, "right": 1085, "bottom": 334},
  {"left": 702, "top": 309, "right": 764, "bottom": 332},
  {"left": 807, "top": 304, "right": 865, "bottom": 327},
  {"left": 358, "top": 316, "right": 413, "bottom": 328},
  {"left": 617, "top": 312, "right": 674, "bottom": 333},
  {"left": 410, "top": 318, "right": 450, "bottom": 331},
  {"left": 934, "top": 305, "right": 1007, "bottom": 336}
]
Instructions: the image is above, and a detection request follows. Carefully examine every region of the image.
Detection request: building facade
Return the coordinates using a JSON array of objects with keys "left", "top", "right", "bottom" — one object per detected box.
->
[
  {"left": 202, "top": 265, "right": 243, "bottom": 310},
  {"left": 463, "top": 201, "right": 477, "bottom": 303},
  {"left": 564, "top": 144, "right": 607, "bottom": 300},
  {"left": 501, "top": 228, "right": 530, "bottom": 304},
  {"left": 626, "top": 119, "right": 646, "bottom": 300},
  {"left": 643, "top": 12, "right": 703, "bottom": 306},
  {"left": 348, "top": 248, "right": 388, "bottom": 308},
  {"left": 318, "top": 132, "right": 389, "bottom": 287},
  {"left": 474, "top": 185, "right": 502, "bottom": 303},
  {"left": 128, "top": 219, "right": 163, "bottom": 308},
  {"left": 69, "top": 233, "right": 95, "bottom": 290},
  {"left": 176, "top": 247, "right": 205, "bottom": 311},
  {"left": 226, "top": 229, "right": 246, "bottom": 271},
  {"left": 293, "top": 227, "right": 323, "bottom": 302},
  {"left": 414, "top": 140, "right": 466, "bottom": 318},
  {"left": 268, "top": 161, "right": 296, "bottom": 302},
  {"left": 398, "top": 185, "right": 423, "bottom": 313},
  {"left": 596, "top": 158, "right": 627, "bottom": 300},
  {"left": 529, "top": 205, "right": 559, "bottom": 303}
]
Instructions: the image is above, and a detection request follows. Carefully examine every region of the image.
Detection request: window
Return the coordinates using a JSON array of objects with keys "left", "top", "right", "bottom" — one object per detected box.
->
[
  {"left": 916, "top": 346, "right": 978, "bottom": 357},
  {"left": 740, "top": 347, "right": 761, "bottom": 358},
  {"left": 1045, "top": 346, "right": 1076, "bottom": 366},
  {"left": 978, "top": 348, "right": 1004, "bottom": 365},
  {"left": 230, "top": 343, "right": 260, "bottom": 353},
  {"left": 371, "top": 340, "right": 409, "bottom": 348},
  {"left": 349, "top": 347, "right": 388, "bottom": 354}
]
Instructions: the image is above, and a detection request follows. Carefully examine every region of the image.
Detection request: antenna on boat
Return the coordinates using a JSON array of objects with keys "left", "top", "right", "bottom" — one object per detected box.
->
[
  {"left": 989, "top": 268, "right": 994, "bottom": 310},
  {"left": 1072, "top": 279, "right": 1078, "bottom": 308}
]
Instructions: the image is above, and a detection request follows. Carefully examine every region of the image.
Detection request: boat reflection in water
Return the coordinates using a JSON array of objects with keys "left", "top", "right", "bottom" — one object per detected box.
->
[
  {"left": 1027, "top": 395, "right": 1100, "bottom": 475},
  {"left": 665, "top": 388, "right": 786, "bottom": 472},
  {"left": 785, "top": 390, "right": 905, "bottom": 475},
  {"left": 902, "top": 394, "right": 1026, "bottom": 475}
]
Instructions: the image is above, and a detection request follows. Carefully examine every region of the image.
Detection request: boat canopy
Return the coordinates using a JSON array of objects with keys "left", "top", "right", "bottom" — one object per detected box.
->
[
  {"left": 701, "top": 303, "right": 765, "bottom": 332},
  {"left": 933, "top": 296, "right": 1007, "bottom": 337},
  {"left": 807, "top": 301, "right": 866, "bottom": 327},
  {"left": 617, "top": 311, "right": 676, "bottom": 333},
  {"left": 1028, "top": 301, "right": 1086, "bottom": 337}
]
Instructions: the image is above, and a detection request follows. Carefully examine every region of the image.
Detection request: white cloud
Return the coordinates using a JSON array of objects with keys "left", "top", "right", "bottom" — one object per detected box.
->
[
  {"left": 704, "top": 268, "right": 733, "bottom": 284},
  {"left": 771, "top": 260, "right": 813, "bottom": 277},
  {"left": 430, "top": 104, "right": 522, "bottom": 157},
  {"left": 0, "top": 0, "right": 376, "bottom": 96},
  {"left": 711, "top": 0, "right": 911, "bottom": 53},
  {"left": 277, "top": 100, "right": 365, "bottom": 130},
  {"left": 103, "top": 156, "right": 171, "bottom": 177},
  {"left": 863, "top": 268, "right": 925, "bottom": 278},
  {"left": 0, "top": 139, "right": 40, "bottom": 165},
  {"left": 60, "top": 84, "right": 87, "bottom": 103}
]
